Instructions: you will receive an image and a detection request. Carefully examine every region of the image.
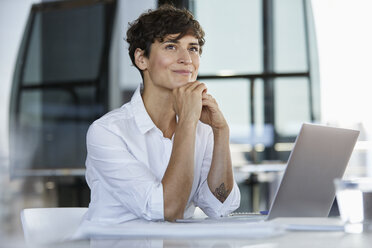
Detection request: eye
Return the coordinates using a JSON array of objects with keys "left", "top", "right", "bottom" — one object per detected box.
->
[
  {"left": 189, "top": 46, "right": 199, "bottom": 53},
  {"left": 165, "top": 44, "right": 176, "bottom": 50}
]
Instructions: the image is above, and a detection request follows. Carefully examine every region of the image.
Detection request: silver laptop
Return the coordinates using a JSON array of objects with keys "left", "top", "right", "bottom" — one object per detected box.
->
[
  {"left": 228, "top": 123, "right": 359, "bottom": 221},
  {"left": 265, "top": 123, "right": 359, "bottom": 220}
]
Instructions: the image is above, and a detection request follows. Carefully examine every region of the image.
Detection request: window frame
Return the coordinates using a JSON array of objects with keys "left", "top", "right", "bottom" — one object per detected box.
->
[{"left": 161, "top": 0, "right": 318, "bottom": 161}]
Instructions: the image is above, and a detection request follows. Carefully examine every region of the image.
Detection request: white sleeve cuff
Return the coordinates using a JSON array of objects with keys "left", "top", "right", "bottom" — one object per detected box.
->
[{"left": 198, "top": 181, "right": 240, "bottom": 218}]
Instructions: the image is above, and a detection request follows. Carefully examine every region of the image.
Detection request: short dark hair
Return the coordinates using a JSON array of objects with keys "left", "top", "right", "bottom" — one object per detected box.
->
[{"left": 126, "top": 5, "right": 205, "bottom": 74}]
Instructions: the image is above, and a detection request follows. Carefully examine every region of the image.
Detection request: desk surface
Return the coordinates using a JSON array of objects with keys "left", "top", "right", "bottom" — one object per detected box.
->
[
  {"left": 63, "top": 218, "right": 372, "bottom": 248},
  {"left": 6, "top": 217, "right": 372, "bottom": 248},
  {"left": 96, "top": 232, "right": 372, "bottom": 248},
  {"left": 21, "top": 231, "right": 372, "bottom": 248},
  {"left": 4, "top": 229, "right": 372, "bottom": 248}
]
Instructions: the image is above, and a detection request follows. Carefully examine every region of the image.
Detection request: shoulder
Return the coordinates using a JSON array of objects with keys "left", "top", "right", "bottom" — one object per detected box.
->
[
  {"left": 97, "top": 102, "right": 133, "bottom": 125},
  {"left": 87, "top": 102, "right": 136, "bottom": 139}
]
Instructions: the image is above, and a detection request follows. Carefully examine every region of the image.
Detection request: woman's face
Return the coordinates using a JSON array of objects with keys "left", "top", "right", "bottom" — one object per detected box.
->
[{"left": 141, "top": 34, "right": 200, "bottom": 90}]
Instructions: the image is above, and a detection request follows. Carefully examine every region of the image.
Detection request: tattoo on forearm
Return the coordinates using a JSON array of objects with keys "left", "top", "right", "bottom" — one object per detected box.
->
[{"left": 213, "top": 183, "right": 229, "bottom": 203}]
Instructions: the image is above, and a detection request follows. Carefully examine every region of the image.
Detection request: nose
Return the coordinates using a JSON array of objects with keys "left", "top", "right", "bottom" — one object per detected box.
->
[{"left": 177, "top": 48, "right": 192, "bottom": 65}]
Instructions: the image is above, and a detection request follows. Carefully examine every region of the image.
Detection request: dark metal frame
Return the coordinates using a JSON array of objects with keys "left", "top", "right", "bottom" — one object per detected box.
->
[
  {"left": 168, "top": 0, "right": 316, "bottom": 161},
  {"left": 9, "top": 0, "right": 117, "bottom": 177},
  {"left": 14, "top": 0, "right": 116, "bottom": 118}
]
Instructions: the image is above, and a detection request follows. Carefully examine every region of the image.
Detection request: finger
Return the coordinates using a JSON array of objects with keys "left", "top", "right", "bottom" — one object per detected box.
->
[
  {"left": 202, "top": 94, "right": 219, "bottom": 107},
  {"left": 173, "top": 81, "right": 195, "bottom": 94},
  {"left": 202, "top": 93, "right": 213, "bottom": 100},
  {"left": 193, "top": 82, "right": 207, "bottom": 95},
  {"left": 202, "top": 91, "right": 208, "bottom": 99},
  {"left": 185, "top": 80, "right": 207, "bottom": 93},
  {"left": 183, "top": 81, "right": 201, "bottom": 91},
  {"left": 202, "top": 98, "right": 218, "bottom": 109}
]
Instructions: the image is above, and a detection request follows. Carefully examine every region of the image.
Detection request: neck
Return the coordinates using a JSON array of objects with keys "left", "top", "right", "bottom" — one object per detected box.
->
[{"left": 142, "top": 83, "right": 176, "bottom": 139}]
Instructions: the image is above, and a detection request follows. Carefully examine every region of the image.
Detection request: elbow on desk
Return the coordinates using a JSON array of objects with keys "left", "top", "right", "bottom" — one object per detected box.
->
[{"left": 163, "top": 204, "right": 184, "bottom": 222}]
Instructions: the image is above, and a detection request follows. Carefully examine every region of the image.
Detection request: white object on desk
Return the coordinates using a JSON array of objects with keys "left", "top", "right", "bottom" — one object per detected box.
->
[{"left": 270, "top": 217, "right": 344, "bottom": 231}]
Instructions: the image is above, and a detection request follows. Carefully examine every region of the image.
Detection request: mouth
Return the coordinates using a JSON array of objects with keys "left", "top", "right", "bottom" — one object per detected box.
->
[{"left": 172, "top": 70, "right": 192, "bottom": 76}]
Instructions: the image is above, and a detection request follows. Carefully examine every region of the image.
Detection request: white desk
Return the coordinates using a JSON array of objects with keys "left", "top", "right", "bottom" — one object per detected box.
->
[
  {"left": 94, "top": 233, "right": 372, "bottom": 248},
  {"left": 40, "top": 231, "right": 372, "bottom": 248},
  {"left": 9, "top": 217, "right": 372, "bottom": 248},
  {"left": 60, "top": 217, "right": 372, "bottom": 248}
]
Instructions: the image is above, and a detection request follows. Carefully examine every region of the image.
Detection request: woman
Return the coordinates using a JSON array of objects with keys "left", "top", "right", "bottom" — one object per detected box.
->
[{"left": 83, "top": 5, "right": 240, "bottom": 224}]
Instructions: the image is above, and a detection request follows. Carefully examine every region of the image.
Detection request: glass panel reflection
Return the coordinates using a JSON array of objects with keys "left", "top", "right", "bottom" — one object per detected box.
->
[
  {"left": 23, "top": 4, "right": 104, "bottom": 85},
  {"left": 274, "top": 77, "right": 311, "bottom": 137},
  {"left": 193, "top": 0, "right": 263, "bottom": 75},
  {"left": 9, "top": 0, "right": 114, "bottom": 175},
  {"left": 203, "top": 78, "right": 250, "bottom": 143},
  {"left": 16, "top": 87, "right": 103, "bottom": 170},
  {"left": 274, "top": 0, "right": 307, "bottom": 72}
]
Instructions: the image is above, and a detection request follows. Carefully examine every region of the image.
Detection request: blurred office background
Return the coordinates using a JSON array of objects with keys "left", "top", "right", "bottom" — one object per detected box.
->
[{"left": 1, "top": 0, "right": 372, "bottom": 244}]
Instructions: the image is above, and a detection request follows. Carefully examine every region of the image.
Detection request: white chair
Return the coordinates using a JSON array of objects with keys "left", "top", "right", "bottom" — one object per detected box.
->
[{"left": 20, "top": 207, "right": 88, "bottom": 245}]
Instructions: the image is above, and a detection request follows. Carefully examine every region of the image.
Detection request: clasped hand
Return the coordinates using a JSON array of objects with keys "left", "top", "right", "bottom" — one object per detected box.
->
[{"left": 172, "top": 81, "right": 228, "bottom": 130}]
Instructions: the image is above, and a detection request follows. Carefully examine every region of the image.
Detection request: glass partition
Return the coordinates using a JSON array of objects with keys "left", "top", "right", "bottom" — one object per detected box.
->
[
  {"left": 9, "top": 0, "right": 116, "bottom": 176},
  {"left": 192, "top": 0, "right": 319, "bottom": 162}
]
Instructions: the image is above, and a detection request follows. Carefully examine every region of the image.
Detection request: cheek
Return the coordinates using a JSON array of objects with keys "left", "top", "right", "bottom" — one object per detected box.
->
[
  {"left": 193, "top": 55, "right": 200, "bottom": 70},
  {"left": 153, "top": 55, "right": 174, "bottom": 70},
  {"left": 192, "top": 57, "right": 200, "bottom": 78}
]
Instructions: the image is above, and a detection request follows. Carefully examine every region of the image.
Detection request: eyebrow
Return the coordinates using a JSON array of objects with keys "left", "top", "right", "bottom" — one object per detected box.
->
[{"left": 162, "top": 39, "right": 200, "bottom": 46}]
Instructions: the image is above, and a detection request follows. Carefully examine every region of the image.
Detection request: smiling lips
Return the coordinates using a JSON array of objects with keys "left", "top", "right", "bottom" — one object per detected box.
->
[{"left": 173, "top": 70, "right": 192, "bottom": 76}]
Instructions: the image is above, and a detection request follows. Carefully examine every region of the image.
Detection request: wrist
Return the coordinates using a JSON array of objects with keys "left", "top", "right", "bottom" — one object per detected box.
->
[
  {"left": 177, "top": 118, "right": 198, "bottom": 130},
  {"left": 212, "top": 125, "right": 230, "bottom": 141},
  {"left": 212, "top": 124, "right": 229, "bottom": 134}
]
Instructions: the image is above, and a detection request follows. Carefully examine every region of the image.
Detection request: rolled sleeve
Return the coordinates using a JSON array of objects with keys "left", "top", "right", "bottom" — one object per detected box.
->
[
  {"left": 198, "top": 180, "right": 240, "bottom": 218},
  {"left": 86, "top": 122, "right": 164, "bottom": 221},
  {"left": 193, "top": 128, "right": 241, "bottom": 217}
]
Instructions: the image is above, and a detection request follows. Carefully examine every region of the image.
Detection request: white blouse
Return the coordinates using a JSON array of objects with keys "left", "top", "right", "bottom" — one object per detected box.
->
[{"left": 82, "top": 86, "right": 240, "bottom": 224}]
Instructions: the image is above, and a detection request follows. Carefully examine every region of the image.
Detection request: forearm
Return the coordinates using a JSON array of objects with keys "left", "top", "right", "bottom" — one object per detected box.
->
[
  {"left": 207, "top": 126, "right": 234, "bottom": 203},
  {"left": 162, "top": 121, "right": 196, "bottom": 221}
]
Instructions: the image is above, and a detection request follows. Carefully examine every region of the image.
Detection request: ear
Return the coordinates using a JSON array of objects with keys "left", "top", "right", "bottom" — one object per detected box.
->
[{"left": 134, "top": 48, "right": 148, "bottom": 71}]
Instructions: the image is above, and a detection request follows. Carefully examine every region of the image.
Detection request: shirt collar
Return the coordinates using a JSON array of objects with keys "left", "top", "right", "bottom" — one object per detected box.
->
[{"left": 130, "top": 84, "right": 156, "bottom": 134}]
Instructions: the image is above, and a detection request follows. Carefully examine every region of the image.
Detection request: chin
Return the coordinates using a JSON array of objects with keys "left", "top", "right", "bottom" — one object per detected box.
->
[
  {"left": 167, "top": 76, "right": 197, "bottom": 89},
  {"left": 172, "top": 80, "right": 191, "bottom": 88}
]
